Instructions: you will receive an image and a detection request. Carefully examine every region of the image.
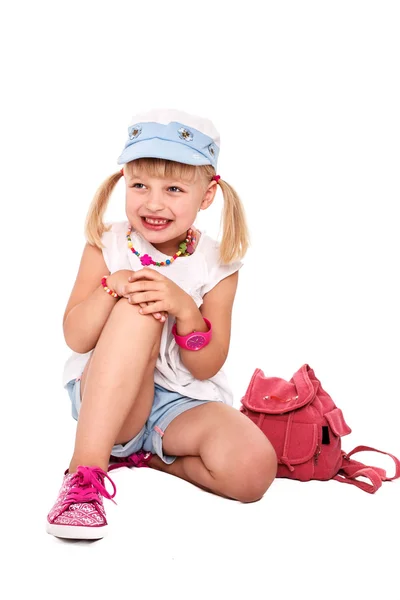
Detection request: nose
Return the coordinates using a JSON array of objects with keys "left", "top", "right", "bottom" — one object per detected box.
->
[{"left": 145, "top": 191, "right": 166, "bottom": 212}]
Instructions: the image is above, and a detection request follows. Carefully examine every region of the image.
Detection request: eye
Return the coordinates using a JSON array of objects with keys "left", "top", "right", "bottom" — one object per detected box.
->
[
  {"left": 168, "top": 186, "right": 183, "bottom": 193},
  {"left": 131, "top": 183, "right": 145, "bottom": 189}
]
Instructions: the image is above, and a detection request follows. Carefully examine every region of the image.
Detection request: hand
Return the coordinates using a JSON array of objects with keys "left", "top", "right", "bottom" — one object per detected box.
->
[
  {"left": 124, "top": 268, "right": 196, "bottom": 319},
  {"left": 106, "top": 270, "right": 168, "bottom": 323}
]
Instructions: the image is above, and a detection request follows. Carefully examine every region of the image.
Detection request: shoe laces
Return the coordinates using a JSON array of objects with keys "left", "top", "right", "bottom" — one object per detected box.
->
[
  {"left": 108, "top": 451, "right": 152, "bottom": 472},
  {"left": 63, "top": 466, "right": 117, "bottom": 507}
]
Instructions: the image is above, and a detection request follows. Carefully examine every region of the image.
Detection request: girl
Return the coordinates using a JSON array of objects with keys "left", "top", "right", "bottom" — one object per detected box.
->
[{"left": 47, "top": 108, "right": 278, "bottom": 540}]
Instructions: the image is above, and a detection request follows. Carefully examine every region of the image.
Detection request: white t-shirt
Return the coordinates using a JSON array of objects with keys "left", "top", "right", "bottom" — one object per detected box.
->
[{"left": 62, "top": 220, "right": 244, "bottom": 404}]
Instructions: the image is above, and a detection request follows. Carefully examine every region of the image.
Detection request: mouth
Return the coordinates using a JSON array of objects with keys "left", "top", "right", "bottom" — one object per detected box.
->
[{"left": 141, "top": 216, "right": 173, "bottom": 230}]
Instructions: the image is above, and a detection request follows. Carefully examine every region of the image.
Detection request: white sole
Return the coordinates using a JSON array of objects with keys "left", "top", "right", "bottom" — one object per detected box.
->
[{"left": 46, "top": 522, "right": 108, "bottom": 540}]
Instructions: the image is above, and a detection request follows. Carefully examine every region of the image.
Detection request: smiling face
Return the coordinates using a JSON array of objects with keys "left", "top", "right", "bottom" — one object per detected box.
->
[{"left": 124, "top": 158, "right": 217, "bottom": 255}]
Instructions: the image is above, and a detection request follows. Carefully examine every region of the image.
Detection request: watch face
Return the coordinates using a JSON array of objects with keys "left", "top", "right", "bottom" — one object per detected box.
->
[{"left": 186, "top": 334, "right": 206, "bottom": 351}]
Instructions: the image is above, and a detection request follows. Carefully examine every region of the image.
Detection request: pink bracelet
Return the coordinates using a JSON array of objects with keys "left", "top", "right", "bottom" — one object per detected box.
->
[{"left": 101, "top": 276, "right": 120, "bottom": 298}]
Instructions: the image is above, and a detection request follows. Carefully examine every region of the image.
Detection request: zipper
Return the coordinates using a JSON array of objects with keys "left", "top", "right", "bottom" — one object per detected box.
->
[{"left": 314, "top": 445, "right": 321, "bottom": 465}]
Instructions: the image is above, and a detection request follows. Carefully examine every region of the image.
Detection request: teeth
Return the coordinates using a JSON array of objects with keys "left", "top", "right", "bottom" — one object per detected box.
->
[{"left": 145, "top": 218, "right": 169, "bottom": 225}]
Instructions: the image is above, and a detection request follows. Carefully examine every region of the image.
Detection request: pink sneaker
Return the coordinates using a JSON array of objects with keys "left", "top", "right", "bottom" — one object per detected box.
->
[
  {"left": 46, "top": 466, "right": 117, "bottom": 540},
  {"left": 108, "top": 450, "right": 153, "bottom": 471}
]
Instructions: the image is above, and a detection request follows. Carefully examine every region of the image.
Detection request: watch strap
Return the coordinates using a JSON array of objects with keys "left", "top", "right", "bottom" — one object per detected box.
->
[{"left": 172, "top": 318, "right": 212, "bottom": 351}]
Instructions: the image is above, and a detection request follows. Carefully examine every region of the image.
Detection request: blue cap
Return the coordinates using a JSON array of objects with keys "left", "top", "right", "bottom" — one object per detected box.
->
[{"left": 117, "top": 108, "right": 220, "bottom": 170}]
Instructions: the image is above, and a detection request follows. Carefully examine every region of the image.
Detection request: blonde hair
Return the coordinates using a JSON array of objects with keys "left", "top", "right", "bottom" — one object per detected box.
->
[{"left": 84, "top": 158, "right": 250, "bottom": 264}]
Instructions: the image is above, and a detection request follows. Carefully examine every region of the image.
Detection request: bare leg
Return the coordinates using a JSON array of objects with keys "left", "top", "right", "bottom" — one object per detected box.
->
[
  {"left": 69, "top": 299, "right": 163, "bottom": 473},
  {"left": 147, "top": 403, "right": 278, "bottom": 503}
]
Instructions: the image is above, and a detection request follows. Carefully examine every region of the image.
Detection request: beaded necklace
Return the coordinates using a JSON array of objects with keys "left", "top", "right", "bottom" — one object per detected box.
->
[{"left": 127, "top": 225, "right": 197, "bottom": 267}]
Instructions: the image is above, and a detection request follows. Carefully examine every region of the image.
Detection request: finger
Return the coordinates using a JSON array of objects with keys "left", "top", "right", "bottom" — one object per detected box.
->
[
  {"left": 138, "top": 302, "right": 164, "bottom": 321},
  {"left": 123, "top": 280, "right": 162, "bottom": 295},
  {"left": 138, "top": 301, "right": 165, "bottom": 315},
  {"left": 139, "top": 302, "right": 157, "bottom": 315},
  {"left": 128, "top": 268, "right": 164, "bottom": 283},
  {"left": 143, "top": 300, "right": 168, "bottom": 321},
  {"left": 153, "top": 308, "right": 168, "bottom": 319},
  {"left": 128, "top": 291, "right": 162, "bottom": 305}
]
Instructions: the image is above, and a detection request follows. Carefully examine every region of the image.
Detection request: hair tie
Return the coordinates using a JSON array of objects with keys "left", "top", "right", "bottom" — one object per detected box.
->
[{"left": 120, "top": 168, "right": 124, "bottom": 176}]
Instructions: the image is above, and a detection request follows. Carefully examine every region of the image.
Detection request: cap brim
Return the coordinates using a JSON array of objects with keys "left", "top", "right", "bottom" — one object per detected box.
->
[{"left": 117, "top": 138, "right": 212, "bottom": 167}]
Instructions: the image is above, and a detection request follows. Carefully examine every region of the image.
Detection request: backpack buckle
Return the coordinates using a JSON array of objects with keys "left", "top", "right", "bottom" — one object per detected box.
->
[{"left": 263, "top": 394, "right": 299, "bottom": 403}]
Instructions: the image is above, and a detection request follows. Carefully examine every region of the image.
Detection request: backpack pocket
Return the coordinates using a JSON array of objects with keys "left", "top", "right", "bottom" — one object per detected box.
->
[
  {"left": 314, "top": 408, "right": 352, "bottom": 478},
  {"left": 276, "top": 419, "right": 320, "bottom": 481},
  {"left": 241, "top": 408, "right": 320, "bottom": 481}
]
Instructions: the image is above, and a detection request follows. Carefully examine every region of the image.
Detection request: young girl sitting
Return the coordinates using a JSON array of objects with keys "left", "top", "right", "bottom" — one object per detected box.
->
[{"left": 47, "top": 108, "right": 277, "bottom": 540}]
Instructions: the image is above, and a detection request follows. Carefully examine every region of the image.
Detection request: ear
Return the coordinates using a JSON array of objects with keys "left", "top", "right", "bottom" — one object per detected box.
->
[{"left": 199, "top": 181, "right": 218, "bottom": 212}]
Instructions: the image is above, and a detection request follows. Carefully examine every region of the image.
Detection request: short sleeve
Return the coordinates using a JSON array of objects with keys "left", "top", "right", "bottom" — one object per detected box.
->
[
  {"left": 201, "top": 260, "right": 243, "bottom": 295},
  {"left": 100, "top": 221, "right": 127, "bottom": 273},
  {"left": 101, "top": 225, "right": 111, "bottom": 272}
]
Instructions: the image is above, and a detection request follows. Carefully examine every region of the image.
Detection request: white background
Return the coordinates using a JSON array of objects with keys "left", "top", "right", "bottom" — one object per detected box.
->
[{"left": 1, "top": 1, "right": 399, "bottom": 599}]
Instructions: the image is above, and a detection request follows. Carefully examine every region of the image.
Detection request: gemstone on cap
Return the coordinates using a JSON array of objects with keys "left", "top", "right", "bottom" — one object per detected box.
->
[
  {"left": 178, "top": 127, "right": 193, "bottom": 141},
  {"left": 129, "top": 124, "right": 142, "bottom": 139},
  {"left": 208, "top": 143, "right": 215, "bottom": 156}
]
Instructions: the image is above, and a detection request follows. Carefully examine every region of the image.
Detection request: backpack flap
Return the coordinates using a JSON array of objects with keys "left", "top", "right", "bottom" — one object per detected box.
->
[
  {"left": 241, "top": 364, "right": 317, "bottom": 415},
  {"left": 325, "top": 408, "right": 352, "bottom": 437}
]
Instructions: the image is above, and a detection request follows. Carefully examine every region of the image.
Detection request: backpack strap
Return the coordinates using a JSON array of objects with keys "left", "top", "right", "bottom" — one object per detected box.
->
[
  {"left": 334, "top": 465, "right": 383, "bottom": 493},
  {"left": 345, "top": 446, "right": 400, "bottom": 480},
  {"left": 334, "top": 445, "right": 400, "bottom": 494}
]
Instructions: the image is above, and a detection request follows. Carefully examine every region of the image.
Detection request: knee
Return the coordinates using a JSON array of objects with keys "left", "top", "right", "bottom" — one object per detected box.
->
[
  {"left": 114, "top": 297, "right": 154, "bottom": 318},
  {"left": 112, "top": 299, "right": 162, "bottom": 359},
  {"left": 231, "top": 439, "right": 278, "bottom": 503},
  {"left": 113, "top": 297, "right": 141, "bottom": 314}
]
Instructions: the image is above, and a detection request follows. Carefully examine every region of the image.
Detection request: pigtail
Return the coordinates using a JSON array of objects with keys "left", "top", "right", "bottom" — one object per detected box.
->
[
  {"left": 84, "top": 171, "right": 124, "bottom": 249},
  {"left": 217, "top": 178, "right": 251, "bottom": 264}
]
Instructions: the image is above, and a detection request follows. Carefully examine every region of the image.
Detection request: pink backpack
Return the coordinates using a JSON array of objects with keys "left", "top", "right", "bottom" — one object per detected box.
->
[{"left": 240, "top": 364, "right": 400, "bottom": 493}]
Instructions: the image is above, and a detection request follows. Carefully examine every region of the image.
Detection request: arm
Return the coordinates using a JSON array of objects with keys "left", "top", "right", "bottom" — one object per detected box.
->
[
  {"left": 175, "top": 270, "right": 239, "bottom": 381},
  {"left": 63, "top": 243, "right": 131, "bottom": 353}
]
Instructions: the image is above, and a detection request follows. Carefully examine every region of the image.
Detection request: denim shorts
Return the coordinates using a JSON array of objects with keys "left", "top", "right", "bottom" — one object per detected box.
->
[{"left": 65, "top": 377, "right": 212, "bottom": 464}]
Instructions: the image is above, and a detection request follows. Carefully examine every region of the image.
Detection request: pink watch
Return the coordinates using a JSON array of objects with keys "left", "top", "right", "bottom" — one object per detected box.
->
[{"left": 172, "top": 318, "right": 212, "bottom": 351}]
